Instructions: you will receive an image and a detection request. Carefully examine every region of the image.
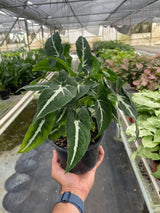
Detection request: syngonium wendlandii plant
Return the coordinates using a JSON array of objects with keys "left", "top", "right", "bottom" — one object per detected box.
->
[{"left": 18, "top": 32, "right": 138, "bottom": 173}]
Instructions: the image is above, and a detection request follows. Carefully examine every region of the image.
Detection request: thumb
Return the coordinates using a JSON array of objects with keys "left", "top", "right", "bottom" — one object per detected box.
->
[{"left": 93, "top": 145, "right": 104, "bottom": 171}]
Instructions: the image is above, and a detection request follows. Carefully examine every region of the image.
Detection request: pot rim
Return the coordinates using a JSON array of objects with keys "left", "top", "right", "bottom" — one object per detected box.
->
[{"left": 47, "top": 133, "right": 103, "bottom": 153}]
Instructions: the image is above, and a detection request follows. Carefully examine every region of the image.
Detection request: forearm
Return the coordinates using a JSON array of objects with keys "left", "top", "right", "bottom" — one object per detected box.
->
[
  {"left": 52, "top": 191, "right": 85, "bottom": 213},
  {"left": 52, "top": 202, "right": 80, "bottom": 213},
  {"left": 51, "top": 147, "right": 104, "bottom": 213}
]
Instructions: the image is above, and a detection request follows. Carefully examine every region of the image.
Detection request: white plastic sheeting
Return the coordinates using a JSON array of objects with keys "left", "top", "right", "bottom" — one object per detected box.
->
[{"left": 0, "top": 0, "right": 160, "bottom": 34}]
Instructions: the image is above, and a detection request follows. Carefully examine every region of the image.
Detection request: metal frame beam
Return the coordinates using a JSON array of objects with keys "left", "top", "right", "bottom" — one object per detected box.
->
[
  {"left": 105, "top": 0, "right": 128, "bottom": 21},
  {"left": 0, "top": 0, "right": 93, "bottom": 9},
  {"left": 0, "top": 8, "right": 25, "bottom": 47},
  {"left": 24, "top": 18, "right": 30, "bottom": 51},
  {"left": 65, "top": 0, "right": 83, "bottom": 28},
  {"left": 59, "top": 19, "right": 107, "bottom": 25},
  {"left": 110, "top": 0, "right": 159, "bottom": 25}
]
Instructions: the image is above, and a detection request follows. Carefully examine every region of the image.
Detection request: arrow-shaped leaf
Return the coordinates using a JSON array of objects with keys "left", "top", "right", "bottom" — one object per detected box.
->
[
  {"left": 34, "top": 83, "right": 77, "bottom": 122},
  {"left": 76, "top": 83, "right": 91, "bottom": 100},
  {"left": 45, "top": 32, "right": 64, "bottom": 58},
  {"left": 18, "top": 113, "right": 54, "bottom": 153},
  {"left": 21, "top": 82, "right": 50, "bottom": 91},
  {"left": 117, "top": 91, "right": 137, "bottom": 120},
  {"left": 78, "top": 106, "right": 92, "bottom": 130},
  {"left": 95, "top": 82, "right": 112, "bottom": 137},
  {"left": 116, "top": 86, "right": 139, "bottom": 137},
  {"left": 65, "top": 108, "right": 91, "bottom": 173},
  {"left": 76, "top": 36, "right": 92, "bottom": 73},
  {"left": 115, "top": 78, "right": 138, "bottom": 121},
  {"left": 34, "top": 71, "right": 77, "bottom": 122},
  {"left": 45, "top": 32, "right": 65, "bottom": 69},
  {"left": 95, "top": 98, "right": 112, "bottom": 138}
]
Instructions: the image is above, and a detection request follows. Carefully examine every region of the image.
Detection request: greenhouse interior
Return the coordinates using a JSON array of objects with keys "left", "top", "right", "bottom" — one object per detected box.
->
[{"left": 1, "top": 0, "right": 160, "bottom": 212}]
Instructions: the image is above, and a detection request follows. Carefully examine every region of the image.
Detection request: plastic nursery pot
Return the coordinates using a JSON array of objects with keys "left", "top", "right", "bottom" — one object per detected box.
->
[
  {"left": 50, "top": 134, "right": 103, "bottom": 174},
  {"left": 1, "top": 89, "right": 10, "bottom": 100},
  {"left": 14, "top": 85, "right": 22, "bottom": 95}
]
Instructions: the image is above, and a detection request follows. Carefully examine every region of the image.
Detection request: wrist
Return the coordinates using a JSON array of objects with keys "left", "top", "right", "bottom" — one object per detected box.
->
[
  {"left": 60, "top": 187, "right": 87, "bottom": 201},
  {"left": 57, "top": 191, "right": 84, "bottom": 213},
  {"left": 54, "top": 202, "right": 80, "bottom": 213}
]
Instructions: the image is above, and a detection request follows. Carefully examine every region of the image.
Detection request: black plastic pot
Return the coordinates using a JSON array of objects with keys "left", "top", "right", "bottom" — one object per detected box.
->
[
  {"left": 1, "top": 89, "right": 10, "bottom": 100},
  {"left": 49, "top": 134, "right": 103, "bottom": 174},
  {"left": 14, "top": 85, "right": 22, "bottom": 95},
  {"left": 9, "top": 85, "right": 22, "bottom": 95}
]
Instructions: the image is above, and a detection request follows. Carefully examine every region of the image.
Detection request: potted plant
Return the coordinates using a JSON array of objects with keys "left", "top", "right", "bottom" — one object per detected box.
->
[
  {"left": 0, "top": 59, "right": 11, "bottom": 100},
  {"left": 132, "top": 66, "right": 160, "bottom": 91},
  {"left": 126, "top": 90, "right": 160, "bottom": 178},
  {"left": 18, "top": 32, "right": 138, "bottom": 173}
]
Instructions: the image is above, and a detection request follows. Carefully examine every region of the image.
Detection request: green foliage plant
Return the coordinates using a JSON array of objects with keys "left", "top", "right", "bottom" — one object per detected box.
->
[
  {"left": 0, "top": 57, "right": 12, "bottom": 91},
  {"left": 93, "top": 40, "right": 134, "bottom": 53},
  {"left": 126, "top": 90, "right": 160, "bottom": 177},
  {"left": 100, "top": 49, "right": 135, "bottom": 63},
  {"left": 0, "top": 49, "right": 45, "bottom": 92},
  {"left": 18, "top": 32, "right": 138, "bottom": 173}
]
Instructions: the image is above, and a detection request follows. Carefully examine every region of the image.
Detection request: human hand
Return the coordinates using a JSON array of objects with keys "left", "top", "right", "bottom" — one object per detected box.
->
[{"left": 52, "top": 145, "right": 104, "bottom": 201}]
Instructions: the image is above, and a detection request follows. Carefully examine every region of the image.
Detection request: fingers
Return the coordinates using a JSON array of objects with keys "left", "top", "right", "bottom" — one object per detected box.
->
[
  {"left": 52, "top": 150, "right": 58, "bottom": 162},
  {"left": 94, "top": 145, "right": 104, "bottom": 171},
  {"left": 52, "top": 149, "right": 66, "bottom": 177},
  {"left": 52, "top": 150, "right": 61, "bottom": 171}
]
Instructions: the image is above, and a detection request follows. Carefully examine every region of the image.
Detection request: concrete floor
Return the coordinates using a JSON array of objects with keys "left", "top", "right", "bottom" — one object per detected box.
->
[
  {"left": 0, "top": 146, "right": 21, "bottom": 213},
  {"left": 1, "top": 122, "right": 148, "bottom": 213}
]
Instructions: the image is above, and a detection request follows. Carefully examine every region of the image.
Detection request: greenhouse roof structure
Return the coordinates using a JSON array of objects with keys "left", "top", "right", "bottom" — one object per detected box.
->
[{"left": 0, "top": 0, "right": 160, "bottom": 34}]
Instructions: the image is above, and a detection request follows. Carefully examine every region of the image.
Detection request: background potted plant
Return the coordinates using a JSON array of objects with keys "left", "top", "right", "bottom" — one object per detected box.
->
[
  {"left": 18, "top": 32, "right": 138, "bottom": 173},
  {"left": 126, "top": 90, "right": 160, "bottom": 178},
  {"left": 0, "top": 59, "right": 11, "bottom": 100}
]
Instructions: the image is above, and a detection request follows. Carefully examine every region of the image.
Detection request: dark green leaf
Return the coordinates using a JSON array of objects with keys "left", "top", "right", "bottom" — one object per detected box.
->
[
  {"left": 53, "top": 107, "right": 67, "bottom": 127},
  {"left": 21, "top": 82, "right": 50, "bottom": 91},
  {"left": 95, "top": 83, "right": 112, "bottom": 137},
  {"left": 65, "top": 109, "right": 91, "bottom": 173},
  {"left": 75, "top": 83, "right": 91, "bottom": 100},
  {"left": 76, "top": 36, "right": 92, "bottom": 74},
  {"left": 78, "top": 106, "right": 92, "bottom": 130},
  {"left": 63, "top": 43, "right": 72, "bottom": 66},
  {"left": 18, "top": 113, "right": 54, "bottom": 153},
  {"left": 45, "top": 32, "right": 64, "bottom": 58},
  {"left": 32, "top": 58, "right": 51, "bottom": 71},
  {"left": 116, "top": 85, "right": 139, "bottom": 137},
  {"left": 48, "top": 57, "right": 75, "bottom": 76},
  {"left": 102, "top": 68, "right": 118, "bottom": 81},
  {"left": 92, "top": 55, "right": 102, "bottom": 74},
  {"left": 117, "top": 87, "right": 138, "bottom": 120},
  {"left": 112, "top": 106, "right": 119, "bottom": 123},
  {"left": 116, "top": 77, "right": 124, "bottom": 93},
  {"left": 95, "top": 98, "right": 112, "bottom": 138},
  {"left": 45, "top": 32, "right": 65, "bottom": 69},
  {"left": 34, "top": 71, "right": 77, "bottom": 122}
]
